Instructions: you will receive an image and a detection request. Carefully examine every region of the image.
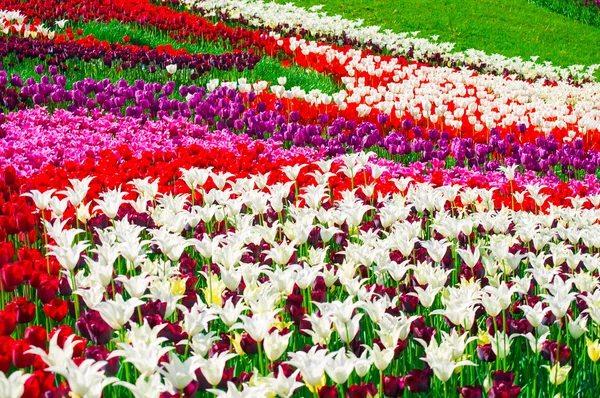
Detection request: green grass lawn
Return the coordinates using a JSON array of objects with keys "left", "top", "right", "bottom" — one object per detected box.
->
[
  {"left": 272, "top": 0, "right": 600, "bottom": 72},
  {"left": 528, "top": 0, "right": 600, "bottom": 28}
]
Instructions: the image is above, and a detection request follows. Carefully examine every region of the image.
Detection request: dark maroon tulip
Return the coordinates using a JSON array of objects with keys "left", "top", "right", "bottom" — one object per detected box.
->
[
  {"left": 405, "top": 367, "right": 432, "bottom": 393},
  {"left": 457, "top": 385, "right": 482, "bottom": 398},
  {"left": 318, "top": 386, "right": 339, "bottom": 398},
  {"left": 85, "top": 345, "right": 120, "bottom": 376},
  {"left": 347, "top": 382, "right": 377, "bottom": 398},
  {"left": 541, "top": 341, "right": 571, "bottom": 365},
  {"left": 383, "top": 375, "right": 405, "bottom": 398},
  {"left": 476, "top": 344, "right": 497, "bottom": 362}
]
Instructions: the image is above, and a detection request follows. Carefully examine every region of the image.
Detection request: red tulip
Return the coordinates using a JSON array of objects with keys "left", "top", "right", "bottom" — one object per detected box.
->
[
  {"left": 0, "top": 353, "right": 10, "bottom": 373},
  {"left": 24, "top": 325, "right": 47, "bottom": 349},
  {"left": 2, "top": 166, "right": 18, "bottom": 187},
  {"left": 12, "top": 340, "right": 35, "bottom": 368},
  {"left": 2, "top": 262, "right": 24, "bottom": 291},
  {"left": 50, "top": 325, "right": 86, "bottom": 356},
  {"left": 22, "top": 373, "right": 41, "bottom": 398},
  {"left": 318, "top": 386, "right": 339, "bottom": 398},
  {"left": 18, "top": 247, "right": 43, "bottom": 263},
  {"left": 7, "top": 297, "right": 36, "bottom": 324},
  {"left": 16, "top": 211, "right": 35, "bottom": 233},
  {"left": 44, "top": 298, "right": 68, "bottom": 322},
  {"left": 0, "top": 310, "right": 16, "bottom": 335},
  {"left": 38, "top": 276, "right": 59, "bottom": 304},
  {"left": 347, "top": 382, "right": 378, "bottom": 398},
  {"left": 29, "top": 370, "right": 55, "bottom": 396},
  {"left": 0, "top": 241, "right": 15, "bottom": 266}
]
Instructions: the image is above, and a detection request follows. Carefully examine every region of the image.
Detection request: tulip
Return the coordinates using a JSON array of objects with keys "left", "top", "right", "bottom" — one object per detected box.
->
[
  {"left": 196, "top": 351, "right": 236, "bottom": 386},
  {"left": 286, "top": 346, "right": 334, "bottom": 389},
  {"left": 116, "top": 373, "right": 169, "bottom": 398},
  {"left": 23, "top": 326, "right": 47, "bottom": 349},
  {"left": 264, "top": 329, "right": 292, "bottom": 362},
  {"left": 43, "top": 299, "right": 68, "bottom": 322},
  {"left": 382, "top": 375, "right": 405, "bottom": 398},
  {"left": 0, "top": 371, "right": 31, "bottom": 398},
  {"left": 405, "top": 367, "right": 432, "bottom": 393},
  {"left": 458, "top": 385, "right": 483, "bottom": 398},
  {"left": 0, "top": 310, "right": 17, "bottom": 336},
  {"left": 158, "top": 353, "right": 202, "bottom": 390},
  {"left": 587, "top": 338, "right": 600, "bottom": 362},
  {"left": 542, "top": 364, "right": 571, "bottom": 386},
  {"left": 93, "top": 294, "right": 144, "bottom": 330},
  {"left": 7, "top": 297, "right": 36, "bottom": 324}
]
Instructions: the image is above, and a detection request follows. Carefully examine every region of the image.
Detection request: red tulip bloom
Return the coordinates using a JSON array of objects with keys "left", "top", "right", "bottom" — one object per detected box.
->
[
  {"left": 318, "top": 386, "right": 339, "bottom": 398},
  {"left": 12, "top": 340, "right": 35, "bottom": 368},
  {"left": 0, "top": 353, "right": 10, "bottom": 373},
  {"left": 7, "top": 297, "right": 36, "bottom": 324},
  {"left": 30, "top": 370, "right": 55, "bottom": 396},
  {"left": 50, "top": 325, "right": 86, "bottom": 357},
  {"left": 24, "top": 325, "right": 47, "bottom": 349},
  {"left": 38, "top": 276, "right": 60, "bottom": 304},
  {"left": 44, "top": 298, "right": 68, "bottom": 322},
  {"left": 0, "top": 310, "right": 17, "bottom": 335},
  {"left": 1, "top": 262, "right": 23, "bottom": 291},
  {"left": 0, "top": 242, "right": 15, "bottom": 266},
  {"left": 16, "top": 211, "right": 35, "bottom": 233}
]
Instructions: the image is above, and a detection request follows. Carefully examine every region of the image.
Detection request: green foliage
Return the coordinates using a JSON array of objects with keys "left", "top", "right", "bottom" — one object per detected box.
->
[
  {"left": 527, "top": 0, "right": 600, "bottom": 28},
  {"left": 71, "top": 20, "right": 229, "bottom": 55}
]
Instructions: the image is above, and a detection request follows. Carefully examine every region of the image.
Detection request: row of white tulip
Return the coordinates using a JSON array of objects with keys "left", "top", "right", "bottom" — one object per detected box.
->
[{"left": 251, "top": 36, "right": 600, "bottom": 141}]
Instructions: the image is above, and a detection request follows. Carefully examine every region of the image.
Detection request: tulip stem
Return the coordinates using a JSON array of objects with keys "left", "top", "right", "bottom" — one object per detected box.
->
[
  {"left": 71, "top": 271, "right": 80, "bottom": 321},
  {"left": 554, "top": 323, "right": 562, "bottom": 397},
  {"left": 257, "top": 341, "right": 266, "bottom": 376},
  {"left": 41, "top": 209, "right": 50, "bottom": 273},
  {"left": 502, "top": 309, "right": 507, "bottom": 370},
  {"left": 533, "top": 330, "right": 538, "bottom": 398},
  {"left": 493, "top": 316, "right": 500, "bottom": 371},
  {"left": 125, "top": 361, "right": 131, "bottom": 385}
]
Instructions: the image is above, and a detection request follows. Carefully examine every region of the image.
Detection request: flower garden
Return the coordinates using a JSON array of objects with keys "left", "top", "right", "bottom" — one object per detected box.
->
[{"left": 1, "top": 0, "right": 600, "bottom": 397}]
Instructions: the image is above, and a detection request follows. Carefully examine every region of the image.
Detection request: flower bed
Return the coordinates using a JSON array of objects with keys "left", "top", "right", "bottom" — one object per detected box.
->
[{"left": 1, "top": 1, "right": 600, "bottom": 397}]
